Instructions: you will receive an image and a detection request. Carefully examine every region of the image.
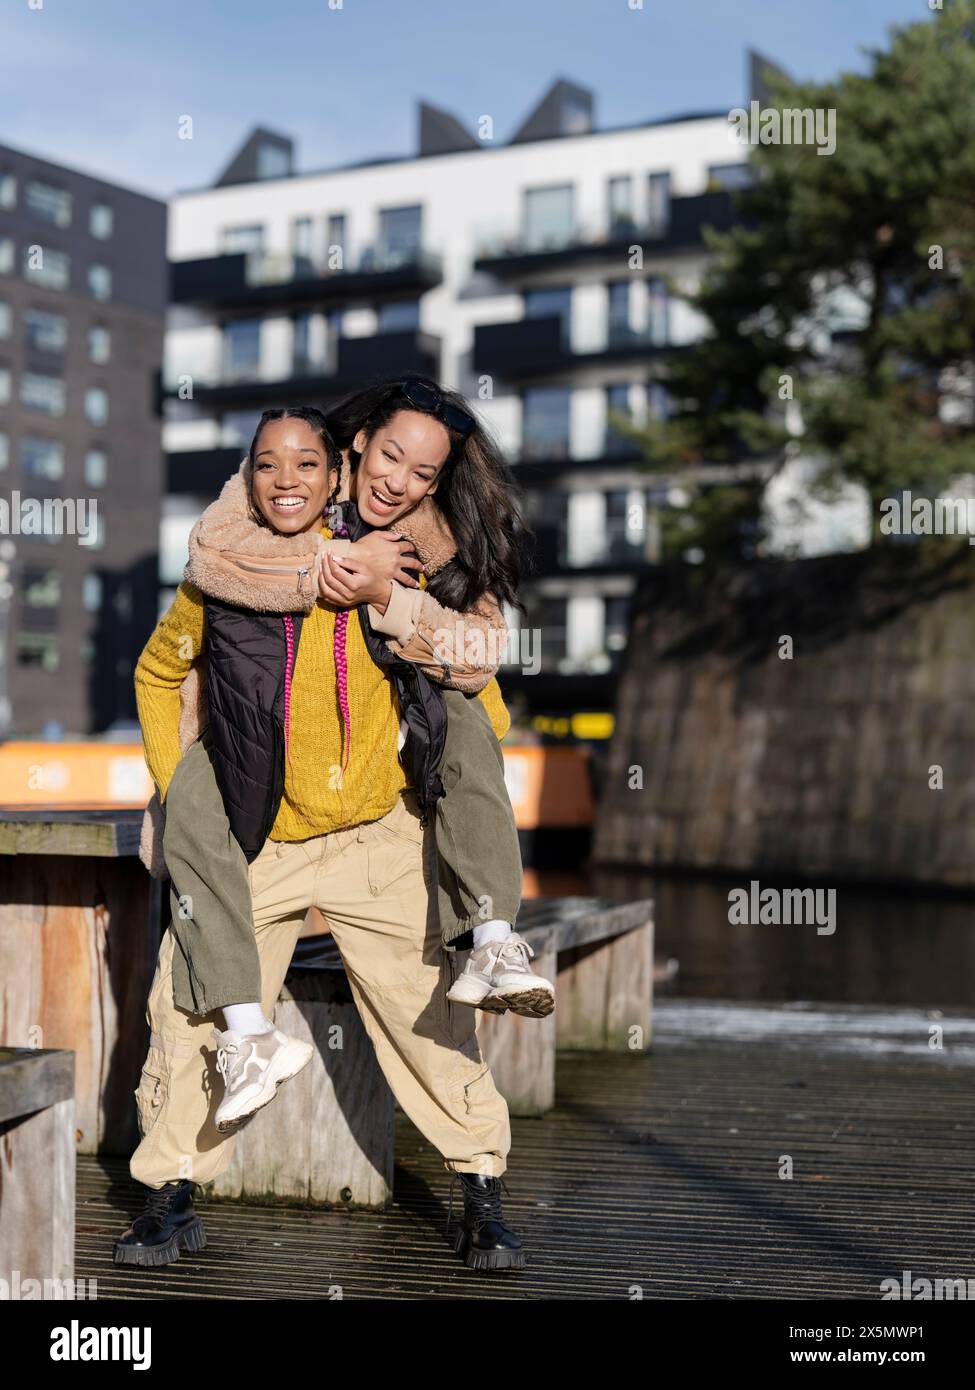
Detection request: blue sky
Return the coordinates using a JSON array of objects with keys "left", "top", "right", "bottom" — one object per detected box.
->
[{"left": 2, "top": 0, "right": 931, "bottom": 199}]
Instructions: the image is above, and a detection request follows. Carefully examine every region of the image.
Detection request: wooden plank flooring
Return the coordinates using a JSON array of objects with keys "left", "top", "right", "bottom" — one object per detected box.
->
[{"left": 75, "top": 999, "right": 975, "bottom": 1299}]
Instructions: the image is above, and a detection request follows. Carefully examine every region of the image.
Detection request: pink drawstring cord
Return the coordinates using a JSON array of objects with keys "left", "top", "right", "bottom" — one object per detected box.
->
[
  {"left": 334, "top": 608, "right": 351, "bottom": 772},
  {"left": 282, "top": 613, "right": 296, "bottom": 777},
  {"left": 281, "top": 505, "right": 353, "bottom": 786}
]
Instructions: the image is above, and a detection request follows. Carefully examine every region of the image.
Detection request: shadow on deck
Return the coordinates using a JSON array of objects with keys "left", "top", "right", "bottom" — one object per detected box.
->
[{"left": 75, "top": 1000, "right": 975, "bottom": 1300}]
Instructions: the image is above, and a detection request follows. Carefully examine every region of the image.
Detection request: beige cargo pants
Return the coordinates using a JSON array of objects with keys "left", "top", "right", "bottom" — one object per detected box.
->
[{"left": 130, "top": 789, "right": 511, "bottom": 1188}]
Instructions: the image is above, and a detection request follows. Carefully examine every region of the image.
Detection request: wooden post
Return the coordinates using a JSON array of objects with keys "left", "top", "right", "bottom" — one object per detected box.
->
[
  {"left": 0, "top": 812, "right": 156, "bottom": 1155},
  {"left": 0, "top": 1048, "right": 75, "bottom": 1289}
]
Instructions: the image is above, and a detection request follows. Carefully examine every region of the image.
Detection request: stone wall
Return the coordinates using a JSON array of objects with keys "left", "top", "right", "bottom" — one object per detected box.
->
[{"left": 593, "top": 546, "right": 975, "bottom": 888}]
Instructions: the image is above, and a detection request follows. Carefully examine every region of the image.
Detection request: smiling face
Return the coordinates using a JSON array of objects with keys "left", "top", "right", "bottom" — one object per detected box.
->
[
  {"left": 250, "top": 416, "right": 337, "bottom": 535},
  {"left": 351, "top": 409, "right": 452, "bottom": 526}
]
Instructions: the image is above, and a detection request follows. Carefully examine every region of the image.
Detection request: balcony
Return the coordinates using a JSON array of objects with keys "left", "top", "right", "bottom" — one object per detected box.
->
[
  {"left": 166, "top": 447, "right": 248, "bottom": 497},
  {"left": 170, "top": 247, "right": 443, "bottom": 311},
  {"left": 473, "top": 314, "right": 674, "bottom": 381},
  {"left": 162, "top": 329, "right": 441, "bottom": 409},
  {"left": 473, "top": 191, "right": 738, "bottom": 277}
]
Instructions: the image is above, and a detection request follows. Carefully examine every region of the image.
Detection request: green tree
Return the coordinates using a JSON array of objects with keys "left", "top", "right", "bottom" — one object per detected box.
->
[{"left": 620, "top": 1, "right": 975, "bottom": 560}]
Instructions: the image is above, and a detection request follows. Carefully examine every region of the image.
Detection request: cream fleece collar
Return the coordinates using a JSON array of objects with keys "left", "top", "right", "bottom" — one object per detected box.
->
[{"left": 184, "top": 458, "right": 458, "bottom": 613}]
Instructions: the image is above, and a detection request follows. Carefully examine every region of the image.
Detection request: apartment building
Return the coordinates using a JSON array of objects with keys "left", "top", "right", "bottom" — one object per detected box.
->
[
  {"left": 0, "top": 143, "right": 166, "bottom": 736},
  {"left": 164, "top": 69, "right": 778, "bottom": 718}
]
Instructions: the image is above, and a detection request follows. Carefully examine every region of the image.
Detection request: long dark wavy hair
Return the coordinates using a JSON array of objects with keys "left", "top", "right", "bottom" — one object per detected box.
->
[{"left": 325, "top": 378, "right": 531, "bottom": 615}]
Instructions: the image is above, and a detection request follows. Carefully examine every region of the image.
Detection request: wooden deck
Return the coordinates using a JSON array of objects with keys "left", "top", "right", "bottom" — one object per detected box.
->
[{"left": 73, "top": 999, "right": 975, "bottom": 1300}]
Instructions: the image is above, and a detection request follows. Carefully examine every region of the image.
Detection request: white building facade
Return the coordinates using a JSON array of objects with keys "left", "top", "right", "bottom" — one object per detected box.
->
[{"left": 163, "top": 76, "right": 823, "bottom": 714}]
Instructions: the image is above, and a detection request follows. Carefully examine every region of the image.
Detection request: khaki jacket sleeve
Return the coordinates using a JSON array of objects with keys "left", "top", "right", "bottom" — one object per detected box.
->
[{"left": 366, "top": 583, "right": 509, "bottom": 693}]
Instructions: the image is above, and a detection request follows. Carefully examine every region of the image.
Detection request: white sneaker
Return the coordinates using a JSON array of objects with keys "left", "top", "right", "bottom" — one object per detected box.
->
[
  {"left": 211, "top": 1026, "right": 313, "bottom": 1133},
  {"left": 446, "top": 933, "right": 555, "bottom": 1019}
]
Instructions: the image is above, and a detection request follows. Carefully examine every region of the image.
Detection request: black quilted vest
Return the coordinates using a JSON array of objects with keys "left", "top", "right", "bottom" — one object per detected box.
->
[{"left": 203, "top": 508, "right": 447, "bottom": 860}]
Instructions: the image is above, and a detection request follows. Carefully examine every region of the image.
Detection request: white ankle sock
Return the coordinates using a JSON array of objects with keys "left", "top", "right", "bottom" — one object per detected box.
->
[
  {"left": 472, "top": 919, "right": 513, "bottom": 950},
  {"left": 222, "top": 1002, "right": 274, "bottom": 1036}
]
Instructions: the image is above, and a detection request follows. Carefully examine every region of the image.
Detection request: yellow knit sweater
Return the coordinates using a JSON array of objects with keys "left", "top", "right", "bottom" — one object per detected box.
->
[{"left": 135, "top": 542, "right": 511, "bottom": 840}]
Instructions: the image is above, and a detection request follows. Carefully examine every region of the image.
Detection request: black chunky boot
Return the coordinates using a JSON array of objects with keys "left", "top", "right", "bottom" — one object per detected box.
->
[
  {"left": 446, "top": 1172, "right": 526, "bottom": 1270},
  {"left": 113, "top": 1179, "right": 207, "bottom": 1267}
]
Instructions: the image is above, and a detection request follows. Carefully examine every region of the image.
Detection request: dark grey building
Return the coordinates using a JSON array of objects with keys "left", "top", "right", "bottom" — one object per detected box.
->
[{"left": 0, "top": 143, "right": 166, "bottom": 735}]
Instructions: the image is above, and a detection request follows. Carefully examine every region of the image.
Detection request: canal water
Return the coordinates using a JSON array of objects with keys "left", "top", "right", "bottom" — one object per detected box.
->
[{"left": 529, "top": 866, "right": 975, "bottom": 1010}]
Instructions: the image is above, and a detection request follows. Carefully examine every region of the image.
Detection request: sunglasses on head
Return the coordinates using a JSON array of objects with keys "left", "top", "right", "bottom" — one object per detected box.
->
[{"left": 397, "top": 378, "right": 475, "bottom": 437}]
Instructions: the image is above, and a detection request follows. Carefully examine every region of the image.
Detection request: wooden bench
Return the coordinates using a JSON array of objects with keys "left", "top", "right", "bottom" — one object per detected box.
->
[
  {"left": 0, "top": 1046, "right": 75, "bottom": 1288},
  {"left": 0, "top": 810, "right": 161, "bottom": 1155},
  {"left": 210, "top": 896, "right": 654, "bottom": 1207}
]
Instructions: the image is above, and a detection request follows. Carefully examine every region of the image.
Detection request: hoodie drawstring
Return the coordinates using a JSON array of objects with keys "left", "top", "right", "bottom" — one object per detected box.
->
[
  {"left": 282, "top": 613, "right": 296, "bottom": 777},
  {"left": 282, "top": 509, "right": 353, "bottom": 783}
]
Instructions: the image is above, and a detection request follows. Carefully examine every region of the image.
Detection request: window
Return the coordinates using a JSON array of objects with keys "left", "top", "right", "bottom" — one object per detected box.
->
[
  {"left": 326, "top": 214, "right": 346, "bottom": 266},
  {"left": 525, "top": 285, "right": 571, "bottom": 320},
  {"left": 560, "top": 93, "right": 591, "bottom": 135},
  {"left": 291, "top": 216, "right": 314, "bottom": 260},
  {"left": 647, "top": 172, "right": 671, "bottom": 237},
  {"left": 89, "top": 202, "right": 114, "bottom": 239},
  {"left": 0, "top": 174, "right": 16, "bottom": 209},
  {"left": 608, "top": 176, "right": 633, "bottom": 235},
  {"left": 17, "top": 633, "right": 60, "bottom": 670},
  {"left": 607, "top": 281, "right": 631, "bottom": 342},
  {"left": 84, "top": 448, "right": 107, "bottom": 487},
  {"left": 648, "top": 381, "right": 672, "bottom": 420},
  {"left": 707, "top": 162, "right": 753, "bottom": 191},
  {"left": 605, "top": 384, "right": 633, "bottom": 456},
  {"left": 647, "top": 277, "right": 670, "bottom": 346},
  {"left": 23, "top": 245, "right": 70, "bottom": 290},
  {"left": 256, "top": 141, "right": 289, "bottom": 179},
  {"left": 606, "top": 489, "right": 643, "bottom": 559},
  {"left": 22, "top": 436, "right": 65, "bottom": 480},
  {"left": 535, "top": 595, "right": 568, "bottom": 669},
  {"left": 22, "top": 569, "right": 62, "bottom": 607},
  {"left": 0, "top": 238, "right": 14, "bottom": 275},
  {"left": 0, "top": 365, "right": 10, "bottom": 405},
  {"left": 22, "top": 372, "right": 67, "bottom": 416},
  {"left": 522, "top": 386, "right": 572, "bottom": 460},
  {"left": 605, "top": 595, "right": 631, "bottom": 652},
  {"left": 220, "top": 410, "right": 261, "bottom": 448},
  {"left": 223, "top": 319, "right": 261, "bottom": 381},
  {"left": 377, "top": 299, "right": 420, "bottom": 333},
  {"left": 82, "top": 573, "right": 103, "bottom": 612},
  {"left": 85, "top": 386, "right": 109, "bottom": 425},
  {"left": 222, "top": 225, "right": 265, "bottom": 255},
  {"left": 88, "top": 264, "right": 112, "bottom": 301},
  {"left": 0, "top": 431, "right": 8, "bottom": 470},
  {"left": 523, "top": 185, "right": 574, "bottom": 251},
  {"left": 524, "top": 285, "right": 572, "bottom": 342},
  {"left": 25, "top": 308, "right": 68, "bottom": 353},
  {"left": 26, "top": 180, "right": 72, "bottom": 228},
  {"left": 378, "top": 205, "right": 422, "bottom": 265},
  {"left": 88, "top": 325, "right": 111, "bottom": 364},
  {"left": 0, "top": 301, "right": 10, "bottom": 338}
]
